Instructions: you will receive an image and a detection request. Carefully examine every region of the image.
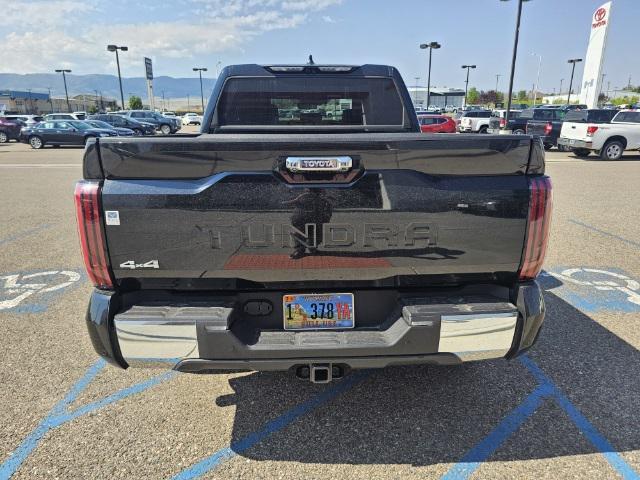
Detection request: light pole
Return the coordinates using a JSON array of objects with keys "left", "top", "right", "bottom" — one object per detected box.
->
[
  {"left": 419, "top": 42, "right": 441, "bottom": 109},
  {"left": 567, "top": 58, "right": 583, "bottom": 105},
  {"left": 495, "top": 74, "right": 501, "bottom": 93},
  {"left": 500, "top": 0, "right": 531, "bottom": 129},
  {"left": 531, "top": 52, "right": 542, "bottom": 107},
  {"left": 559, "top": 78, "right": 564, "bottom": 97},
  {"left": 461, "top": 65, "right": 476, "bottom": 107},
  {"left": 414, "top": 77, "right": 420, "bottom": 104},
  {"left": 193, "top": 67, "right": 208, "bottom": 113},
  {"left": 54, "top": 69, "right": 71, "bottom": 112},
  {"left": 107, "top": 44, "right": 128, "bottom": 110}
]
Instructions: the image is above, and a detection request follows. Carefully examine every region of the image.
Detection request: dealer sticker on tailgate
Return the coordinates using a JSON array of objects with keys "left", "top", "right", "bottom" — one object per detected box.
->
[{"left": 283, "top": 293, "right": 354, "bottom": 330}]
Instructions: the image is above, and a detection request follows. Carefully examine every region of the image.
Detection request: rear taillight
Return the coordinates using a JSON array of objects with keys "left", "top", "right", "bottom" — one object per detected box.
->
[
  {"left": 500, "top": 118, "right": 506, "bottom": 127},
  {"left": 586, "top": 125, "right": 599, "bottom": 136},
  {"left": 544, "top": 122, "right": 552, "bottom": 135},
  {"left": 518, "top": 177, "right": 552, "bottom": 280},
  {"left": 74, "top": 181, "right": 114, "bottom": 289}
]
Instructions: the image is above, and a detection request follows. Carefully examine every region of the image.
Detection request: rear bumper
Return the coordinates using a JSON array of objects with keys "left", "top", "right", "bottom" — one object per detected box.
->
[
  {"left": 558, "top": 137, "right": 592, "bottom": 149},
  {"left": 86, "top": 282, "right": 545, "bottom": 372}
]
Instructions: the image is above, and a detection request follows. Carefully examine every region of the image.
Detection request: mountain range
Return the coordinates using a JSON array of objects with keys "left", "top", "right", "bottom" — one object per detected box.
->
[{"left": 0, "top": 73, "right": 217, "bottom": 101}]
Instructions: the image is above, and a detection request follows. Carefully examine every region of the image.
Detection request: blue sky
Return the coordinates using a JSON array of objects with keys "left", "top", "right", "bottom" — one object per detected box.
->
[{"left": 3, "top": 0, "right": 638, "bottom": 93}]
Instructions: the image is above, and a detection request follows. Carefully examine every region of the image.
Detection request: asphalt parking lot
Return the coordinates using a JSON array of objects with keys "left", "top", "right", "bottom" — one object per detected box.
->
[{"left": 1, "top": 136, "right": 639, "bottom": 480}]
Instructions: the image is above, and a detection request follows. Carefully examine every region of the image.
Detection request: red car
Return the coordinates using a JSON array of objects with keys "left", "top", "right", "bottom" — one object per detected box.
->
[{"left": 418, "top": 114, "right": 457, "bottom": 133}]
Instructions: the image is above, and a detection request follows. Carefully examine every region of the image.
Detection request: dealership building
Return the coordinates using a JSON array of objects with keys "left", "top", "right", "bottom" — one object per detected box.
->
[
  {"left": 0, "top": 90, "right": 117, "bottom": 114},
  {"left": 407, "top": 86, "right": 466, "bottom": 109}
]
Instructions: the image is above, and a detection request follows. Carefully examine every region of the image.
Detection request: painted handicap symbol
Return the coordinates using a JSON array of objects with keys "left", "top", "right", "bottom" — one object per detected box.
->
[
  {"left": 0, "top": 270, "right": 82, "bottom": 313},
  {"left": 542, "top": 267, "right": 640, "bottom": 313}
]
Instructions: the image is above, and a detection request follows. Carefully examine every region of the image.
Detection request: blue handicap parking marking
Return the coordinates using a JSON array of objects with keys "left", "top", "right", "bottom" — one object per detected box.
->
[
  {"left": 540, "top": 267, "right": 640, "bottom": 313},
  {"left": 0, "top": 360, "right": 177, "bottom": 479},
  {"left": 442, "top": 356, "right": 640, "bottom": 480},
  {"left": 0, "top": 269, "right": 83, "bottom": 314}
]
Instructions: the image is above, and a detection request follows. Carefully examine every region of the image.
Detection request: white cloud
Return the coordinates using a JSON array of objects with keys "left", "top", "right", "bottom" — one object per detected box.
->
[
  {"left": 322, "top": 15, "right": 337, "bottom": 23},
  {"left": 0, "top": 0, "right": 341, "bottom": 74}
]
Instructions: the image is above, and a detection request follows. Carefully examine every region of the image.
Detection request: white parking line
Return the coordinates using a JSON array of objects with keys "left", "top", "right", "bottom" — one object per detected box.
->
[{"left": 0, "top": 164, "right": 80, "bottom": 168}]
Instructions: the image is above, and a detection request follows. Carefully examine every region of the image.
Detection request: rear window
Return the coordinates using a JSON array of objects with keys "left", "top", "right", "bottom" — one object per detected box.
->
[
  {"left": 519, "top": 109, "right": 534, "bottom": 119},
  {"left": 216, "top": 77, "right": 405, "bottom": 128},
  {"left": 614, "top": 111, "right": 640, "bottom": 123},
  {"left": 565, "top": 110, "right": 616, "bottom": 123}
]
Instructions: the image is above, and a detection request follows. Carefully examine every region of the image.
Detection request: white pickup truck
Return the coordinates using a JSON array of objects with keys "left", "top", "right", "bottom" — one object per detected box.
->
[
  {"left": 558, "top": 110, "right": 640, "bottom": 160},
  {"left": 458, "top": 110, "right": 492, "bottom": 133}
]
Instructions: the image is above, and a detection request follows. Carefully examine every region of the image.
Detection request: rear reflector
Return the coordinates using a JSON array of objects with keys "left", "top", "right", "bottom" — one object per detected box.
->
[
  {"left": 518, "top": 177, "right": 553, "bottom": 280},
  {"left": 74, "top": 181, "right": 114, "bottom": 289}
]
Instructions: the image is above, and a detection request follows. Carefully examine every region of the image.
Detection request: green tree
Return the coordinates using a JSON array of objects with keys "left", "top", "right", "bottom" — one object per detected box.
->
[
  {"left": 128, "top": 95, "right": 143, "bottom": 109},
  {"left": 517, "top": 90, "right": 528, "bottom": 101},
  {"left": 466, "top": 87, "right": 479, "bottom": 104},
  {"left": 88, "top": 105, "right": 99, "bottom": 114}
]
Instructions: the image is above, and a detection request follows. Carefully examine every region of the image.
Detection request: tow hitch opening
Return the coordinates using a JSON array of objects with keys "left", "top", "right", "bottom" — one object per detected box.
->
[{"left": 295, "top": 364, "right": 344, "bottom": 383}]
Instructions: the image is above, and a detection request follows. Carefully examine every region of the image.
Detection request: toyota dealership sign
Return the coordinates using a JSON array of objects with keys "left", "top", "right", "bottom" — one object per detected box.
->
[{"left": 580, "top": 1, "right": 612, "bottom": 108}]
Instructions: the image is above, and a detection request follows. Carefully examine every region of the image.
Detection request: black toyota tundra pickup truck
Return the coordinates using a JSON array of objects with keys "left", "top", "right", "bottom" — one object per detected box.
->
[{"left": 76, "top": 63, "right": 551, "bottom": 383}]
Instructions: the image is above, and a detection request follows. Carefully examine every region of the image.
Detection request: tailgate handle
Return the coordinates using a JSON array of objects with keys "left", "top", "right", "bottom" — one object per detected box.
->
[{"left": 285, "top": 156, "right": 353, "bottom": 173}]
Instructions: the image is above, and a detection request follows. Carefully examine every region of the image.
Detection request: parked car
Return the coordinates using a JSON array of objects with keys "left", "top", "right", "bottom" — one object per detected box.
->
[
  {"left": 73, "top": 111, "right": 88, "bottom": 120},
  {"left": 182, "top": 112, "right": 203, "bottom": 126},
  {"left": 501, "top": 108, "right": 562, "bottom": 135},
  {"left": 84, "top": 119, "right": 135, "bottom": 136},
  {"left": 20, "top": 120, "right": 116, "bottom": 149},
  {"left": 44, "top": 113, "right": 86, "bottom": 121},
  {"left": 418, "top": 114, "right": 457, "bottom": 133},
  {"left": 116, "top": 110, "right": 181, "bottom": 134},
  {"left": 78, "top": 62, "right": 551, "bottom": 381},
  {"left": 2, "top": 114, "right": 43, "bottom": 127},
  {"left": 0, "top": 116, "right": 23, "bottom": 143},
  {"left": 487, "top": 110, "right": 522, "bottom": 134},
  {"left": 458, "top": 110, "right": 492, "bottom": 133},
  {"left": 525, "top": 108, "right": 568, "bottom": 150},
  {"left": 558, "top": 109, "right": 640, "bottom": 160},
  {"left": 87, "top": 114, "right": 156, "bottom": 136}
]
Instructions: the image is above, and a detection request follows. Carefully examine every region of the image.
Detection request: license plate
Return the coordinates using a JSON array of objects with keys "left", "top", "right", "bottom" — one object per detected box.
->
[{"left": 283, "top": 293, "right": 354, "bottom": 330}]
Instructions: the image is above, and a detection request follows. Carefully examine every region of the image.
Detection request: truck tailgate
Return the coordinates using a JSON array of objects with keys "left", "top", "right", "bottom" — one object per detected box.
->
[
  {"left": 87, "top": 133, "right": 542, "bottom": 289},
  {"left": 560, "top": 121, "right": 590, "bottom": 141}
]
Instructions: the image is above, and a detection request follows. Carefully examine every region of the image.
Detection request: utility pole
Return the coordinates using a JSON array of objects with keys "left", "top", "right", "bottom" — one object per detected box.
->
[
  {"left": 559, "top": 78, "right": 564, "bottom": 96},
  {"left": 461, "top": 65, "right": 476, "bottom": 107},
  {"left": 599, "top": 73, "right": 607, "bottom": 104},
  {"left": 419, "top": 42, "right": 441, "bottom": 109},
  {"left": 531, "top": 52, "right": 542, "bottom": 107},
  {"left": 55, "top": 69, "right": 72, "bottom": 112},
  {"left": 495, "top": 74, "right": 501, "bottom": 93},
  {"left": 193, "top": 67, "right": 208, "bottom": 113},
  {"left": 107, "top": 44, "right": 128, "bottom": 110},
  {"left": 567, "top": 58, "right": 583, "bottom": 105},
  {"left": 47, "top": 87, "right": 54, "bottom": 113}
]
